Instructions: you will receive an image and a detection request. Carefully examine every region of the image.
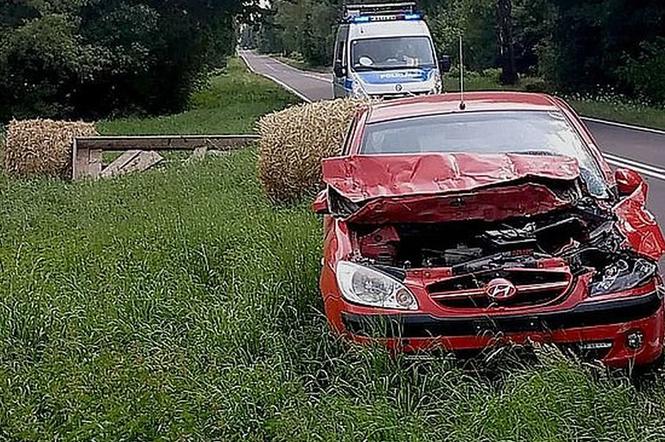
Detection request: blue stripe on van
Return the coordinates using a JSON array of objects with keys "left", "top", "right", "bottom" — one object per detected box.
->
[{"left": 357, "top": 68, "right": 433, "bottom": 85}]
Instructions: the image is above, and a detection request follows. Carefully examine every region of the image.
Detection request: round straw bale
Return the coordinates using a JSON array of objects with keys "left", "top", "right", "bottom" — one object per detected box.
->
[
  {"left": 3, "top": 119, "right": 98, "bottom": 179},
  {"left": 257, "top": 99, "right": 368, "bottom": 203}
]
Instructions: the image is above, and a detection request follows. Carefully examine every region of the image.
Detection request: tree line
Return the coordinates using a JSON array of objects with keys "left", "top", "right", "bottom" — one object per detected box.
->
[
  {"left": 0, "top": 0, "right": 253, "bottom": 122},
  {"left": 249, "top": 0, "right": 665, "bottom": 105},
  {"left": 2, "top": 1, "right": 662, "bottom": 122}
]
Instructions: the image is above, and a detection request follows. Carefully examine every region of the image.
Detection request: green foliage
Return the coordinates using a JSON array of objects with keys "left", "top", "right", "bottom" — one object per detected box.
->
[
  {"left": 266, "top": 0, "right": 339, "bottom": 66},
  {"left": 618, "top": 37, "right": 665, "bottom": 104},
  {"left": 537, "top": 0, "right": 665, "bottom": 102},
  {"left": 256, "top": 0, "right": 665, "bottom": 104},
  {"left": 97, "top": 59, "right": 298, "bottom": 135},
  {"left": 0, "top": 0, "right": 250, "bottom": 121}
]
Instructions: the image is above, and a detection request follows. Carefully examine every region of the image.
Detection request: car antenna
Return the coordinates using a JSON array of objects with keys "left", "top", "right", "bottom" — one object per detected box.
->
[{"left": 459, "top": 34, "right": 466, "bottom": 110}]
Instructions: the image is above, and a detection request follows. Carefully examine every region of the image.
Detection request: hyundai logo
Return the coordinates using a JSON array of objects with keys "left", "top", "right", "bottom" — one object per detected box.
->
[{"left": 485, "top": 278, "right": 518, "bottom": 301}]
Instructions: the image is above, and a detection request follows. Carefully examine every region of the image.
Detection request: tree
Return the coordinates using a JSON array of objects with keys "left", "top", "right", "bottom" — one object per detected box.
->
[
  {"left": 0, "top": 0, "right": 255, "bottom": 121},
  {"left": 496, "top": 0, "right": 517, "bottom": 84}
]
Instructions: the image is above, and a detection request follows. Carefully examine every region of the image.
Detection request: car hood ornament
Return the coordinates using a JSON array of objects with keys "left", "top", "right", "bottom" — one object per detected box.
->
[{"left": 485, "top": 278, "right": 517, "bottom": 301}]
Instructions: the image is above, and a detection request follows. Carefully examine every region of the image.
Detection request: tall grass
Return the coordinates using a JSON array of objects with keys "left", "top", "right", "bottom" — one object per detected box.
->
[
  {"left": 2, "top": 149, "right": 665, "bottom": 440},
  {"left": 1, "top": 58, "right": 665, "bottom": 440}
]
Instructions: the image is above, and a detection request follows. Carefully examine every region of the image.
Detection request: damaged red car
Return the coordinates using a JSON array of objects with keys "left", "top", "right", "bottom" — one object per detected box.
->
[{"left": 314, "top": 92, "right": 665, "bottom": 367}]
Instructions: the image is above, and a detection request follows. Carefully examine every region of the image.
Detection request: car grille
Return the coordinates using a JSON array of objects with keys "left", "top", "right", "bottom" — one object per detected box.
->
[{"left": 427, "top": 267, "right": 572, "bottom": 309}]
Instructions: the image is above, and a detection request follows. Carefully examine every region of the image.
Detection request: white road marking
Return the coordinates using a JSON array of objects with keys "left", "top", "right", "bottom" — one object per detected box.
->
[
  {"left": 604, "top": 153, "right": 665, "bottom": 174},
  {"left": 605, "top": 154, "right": 665, "bottom": 181},
  {"left": 269, "top": 57, "right": 333, "bottom": 83},
  {"left": 239, "top": 52, "right": 313, "bottom": 103},
  {"left": 582, "top": 117, "right": 665, "bottom": 136}
]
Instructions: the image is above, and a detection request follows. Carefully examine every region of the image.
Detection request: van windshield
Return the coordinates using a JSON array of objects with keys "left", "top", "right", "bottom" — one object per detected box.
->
[{"left": 351, "top": 36, "right": 435, "bottom": 71}]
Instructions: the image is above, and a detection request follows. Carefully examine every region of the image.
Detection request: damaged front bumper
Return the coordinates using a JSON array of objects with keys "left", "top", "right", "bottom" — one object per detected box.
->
[{"left": 337, "top": 285, "right": 665, "bottom": 367}]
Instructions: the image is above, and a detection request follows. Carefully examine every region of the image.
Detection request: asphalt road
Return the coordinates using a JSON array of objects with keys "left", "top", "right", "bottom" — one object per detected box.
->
[{"left": 240, "top": 51, "right": 665, "bottom": 224}]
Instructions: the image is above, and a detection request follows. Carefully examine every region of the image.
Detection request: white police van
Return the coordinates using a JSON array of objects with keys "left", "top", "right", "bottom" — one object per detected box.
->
[{"left": 332, "top": 2, "right": 450, "bottom": 99}]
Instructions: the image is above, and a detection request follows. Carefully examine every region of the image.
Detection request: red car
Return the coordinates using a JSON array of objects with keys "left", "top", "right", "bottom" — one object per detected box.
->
[{"left": 313, "top": 92, "right": 665, "bottom": 368}]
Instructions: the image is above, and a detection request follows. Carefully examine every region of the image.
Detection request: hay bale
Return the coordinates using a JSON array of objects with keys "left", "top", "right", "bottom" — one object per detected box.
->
[
  {"left": 257, "top": 99, "right": 368, "bottom": 203},
  {"left": 3, "top": 119, "right": 98, "bottom": 179}
]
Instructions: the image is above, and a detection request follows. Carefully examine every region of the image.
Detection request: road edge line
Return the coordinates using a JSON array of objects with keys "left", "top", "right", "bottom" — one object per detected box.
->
[
  {"left": 270, "top": 57, "right": 333, "bottom": 84},
  {"left": 582, "top": 117, "right": 665, "bottom": 135},
  {"left": 239, "top": 52, "right": 313, "bottom": 103},
  {"left": 604, "top": 153, "right": 665, "bottom": 174},
  {"left": 606, "top": 158, "right": 665, "bottom": 181}
]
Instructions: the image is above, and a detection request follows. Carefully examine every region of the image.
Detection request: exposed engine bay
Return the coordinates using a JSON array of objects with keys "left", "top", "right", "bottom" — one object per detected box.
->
[{"left": 351, "top": 199, "right": 655, "bottom": 288}]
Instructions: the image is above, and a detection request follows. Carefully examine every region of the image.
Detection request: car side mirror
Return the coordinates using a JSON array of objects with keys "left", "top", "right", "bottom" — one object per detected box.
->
[
  {"left": 312, "top": 190, "right": 329, "bottom": 214},
  {"left": 333, "top": 60, "right": 346, "bottom": 78},
  {"left": 438, "top": 55, "right": 451, "bottom": 73},
  {"left": 615, "top": 168, "right": 644, "bottom": 196}
]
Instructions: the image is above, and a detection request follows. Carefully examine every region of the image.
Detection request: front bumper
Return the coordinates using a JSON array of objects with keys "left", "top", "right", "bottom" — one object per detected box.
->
[{"left": 338, "top": 291, "right": 664, "bottom": 367}]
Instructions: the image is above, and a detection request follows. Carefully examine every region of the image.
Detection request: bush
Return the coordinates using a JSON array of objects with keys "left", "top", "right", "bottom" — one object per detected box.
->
[
  {"left": 0, "top": 1, "right": 245, "bottom": 122},
  {"left": 522, "top": 77, "right": 552, "bottom": 93},
  {"left": 618, "top": 38, "right": 665, "bottom": 105}
]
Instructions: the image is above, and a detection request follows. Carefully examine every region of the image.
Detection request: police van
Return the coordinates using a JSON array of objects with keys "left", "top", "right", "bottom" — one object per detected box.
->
[{"left": 332, "top": 2, "right": 450, "bottom": 99}]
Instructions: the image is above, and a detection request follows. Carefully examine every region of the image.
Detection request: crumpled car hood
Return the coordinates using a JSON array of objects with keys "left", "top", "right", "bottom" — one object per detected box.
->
[
  {"left": 315, "top": 152, "right": 665, "bottom": 261},
  {"left": 322, "top": 153, "right": 580, "bottom": 203}
]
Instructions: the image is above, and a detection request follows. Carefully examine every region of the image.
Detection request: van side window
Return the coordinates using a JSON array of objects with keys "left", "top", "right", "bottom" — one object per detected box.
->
[{"left": 336, "top": 41, "right": 345, "bottom": 66}]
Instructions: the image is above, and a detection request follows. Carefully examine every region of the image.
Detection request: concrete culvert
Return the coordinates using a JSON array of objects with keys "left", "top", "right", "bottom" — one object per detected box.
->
[
  {"left": 4, "top": 119, "right": 98, "bottom": 179},
  {"left": 257, "top": 99, "right": 368, "bottom": 203}
]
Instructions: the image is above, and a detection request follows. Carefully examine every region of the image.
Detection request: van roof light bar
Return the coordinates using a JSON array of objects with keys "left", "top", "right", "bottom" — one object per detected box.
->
[{"left": 345, "top": 2, "right": 417, "bottom": 18}]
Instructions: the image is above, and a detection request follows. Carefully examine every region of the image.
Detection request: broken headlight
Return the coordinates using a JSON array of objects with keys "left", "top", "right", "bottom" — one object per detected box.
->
[
  {"left": 336, "top": 261, "right": 418, "bottom": 310},
  {"left": 589, "top": 257, "right": 657, "bottom": 296}
]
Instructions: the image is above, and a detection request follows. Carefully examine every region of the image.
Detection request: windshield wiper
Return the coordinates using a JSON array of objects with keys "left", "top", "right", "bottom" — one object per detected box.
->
[
  {"left": 505, "top": 150, "right": 558, "bottom": 156},
  {"left": 353, "top": 65, "right": 430, "bottom": 72}
]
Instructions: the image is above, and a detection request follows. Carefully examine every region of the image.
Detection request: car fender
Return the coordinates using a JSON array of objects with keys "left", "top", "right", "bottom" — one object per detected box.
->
[{"left": 614, "top": 181, "right": 665, "bottom": 261}]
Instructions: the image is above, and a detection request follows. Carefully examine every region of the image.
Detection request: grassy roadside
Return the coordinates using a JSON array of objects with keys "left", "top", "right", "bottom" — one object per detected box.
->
[
  {"left": 98, "top": 59, "right": 299, "bottom": 135},
  {"left": 3, "top": 58, "right": 665, "bottom": 440},
  {"left": 443, "top": 73, "right": 665, "bottom": 130},
  {"left": 569, "top": 99, "right": 665, "bottom": 130}
]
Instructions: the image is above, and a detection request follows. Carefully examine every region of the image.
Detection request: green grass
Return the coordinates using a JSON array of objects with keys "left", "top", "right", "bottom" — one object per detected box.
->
[
  {"left": 3, "top": 57, "right": 665, "bottom": 440},
  {"left": 97, "top": 58, "right": 299, "bottom": 135},
  {"left": 444, "top": 71, "right": 665, "bottom": 130},
  {"left": 569, "top": 98, "right": 665, "bottom": 130}
]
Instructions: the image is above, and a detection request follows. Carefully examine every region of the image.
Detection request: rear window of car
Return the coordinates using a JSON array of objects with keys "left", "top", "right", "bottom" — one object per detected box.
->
[{"left": 360, "top": 110, "right": 607, "bottom": 196}]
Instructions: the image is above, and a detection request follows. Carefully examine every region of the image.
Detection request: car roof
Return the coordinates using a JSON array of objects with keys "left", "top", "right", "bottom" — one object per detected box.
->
[{"left": 365, "top": 92, "right": 562, "bottom": 124}]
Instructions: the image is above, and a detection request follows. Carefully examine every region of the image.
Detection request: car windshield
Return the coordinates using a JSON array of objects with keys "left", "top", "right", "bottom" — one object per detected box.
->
[
  {"left": 351, "top": 36, "right": 435, "bottom": 71},
  {"left": 360, "top": 110, "right": 608, "bottom": 197}
]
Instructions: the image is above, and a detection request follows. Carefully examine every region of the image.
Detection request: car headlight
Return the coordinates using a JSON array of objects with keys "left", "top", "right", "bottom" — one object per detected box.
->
[
  {"left": 351, "top": 80, "right": 367, "bottom": 98},
  {"left": 336, "top": 261, "right": 418, "bottom": 310},
  {"left": 589, "top": 257, "right": 657, "bottom": 296},
  {"left": 432, "top": 72, "right": 442, "bottom": 94}
]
